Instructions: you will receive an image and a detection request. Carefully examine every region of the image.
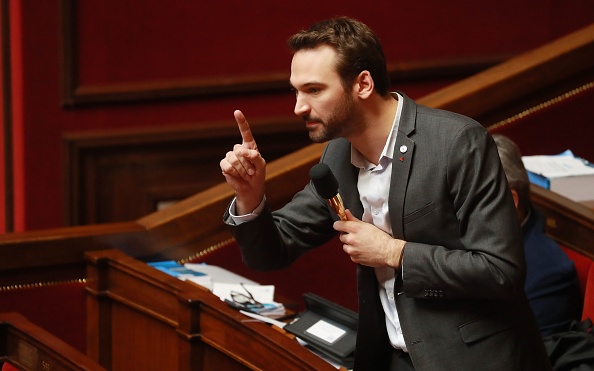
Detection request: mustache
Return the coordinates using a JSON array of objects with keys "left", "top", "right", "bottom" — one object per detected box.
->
[{"left": 302, "top": 114, "right": 322, "bottom": 123}]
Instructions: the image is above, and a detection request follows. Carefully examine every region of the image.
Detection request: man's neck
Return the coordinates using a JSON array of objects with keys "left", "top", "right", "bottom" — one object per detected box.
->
[{"left": 349, "top": 94, "right": 399, "bottom": 166}]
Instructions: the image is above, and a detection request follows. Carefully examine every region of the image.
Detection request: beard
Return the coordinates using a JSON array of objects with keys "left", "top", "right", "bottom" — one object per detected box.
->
[{"left": 304, "top": 91, "right": 364, "bottom": 143}]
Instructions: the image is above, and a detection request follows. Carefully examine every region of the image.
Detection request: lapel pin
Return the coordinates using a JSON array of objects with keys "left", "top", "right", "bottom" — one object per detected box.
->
[{"left": 399, "top": 145, "right": 407, "bottom": 153}]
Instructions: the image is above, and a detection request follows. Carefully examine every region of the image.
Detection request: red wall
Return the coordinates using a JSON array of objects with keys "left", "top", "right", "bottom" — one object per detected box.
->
[
  {"left": 0, "top": 3, "right": 5, "bottom": 233},
  {"left": 3, "top": 0, "right": 594, "bottom": 232}
]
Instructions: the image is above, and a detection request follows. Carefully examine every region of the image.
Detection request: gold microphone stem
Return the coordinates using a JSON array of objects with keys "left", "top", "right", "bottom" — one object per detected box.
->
[{"left": 328, "top": 194, "right": 347, "bottom": 221}]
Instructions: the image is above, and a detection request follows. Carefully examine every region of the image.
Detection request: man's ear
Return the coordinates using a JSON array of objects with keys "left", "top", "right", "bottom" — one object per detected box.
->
[{"left": 354, "top": 70, "right": 374, "bottom": 99}]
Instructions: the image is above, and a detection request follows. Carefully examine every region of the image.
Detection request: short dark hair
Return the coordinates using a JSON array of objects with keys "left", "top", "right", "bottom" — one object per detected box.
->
[
  {"left": 492, "top": 134, "right": 532, "bottom": 211},
  {"left": 287, "top": 17, "right": 391, "bottom": 96}
]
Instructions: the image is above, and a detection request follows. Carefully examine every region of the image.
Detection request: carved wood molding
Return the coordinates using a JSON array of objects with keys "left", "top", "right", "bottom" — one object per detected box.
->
[
  {"left": 62, "top": 116, "right": 308, "bottom": 227},
  {"left": 59, "top": 0, "right": 505, "bottom": 108}
]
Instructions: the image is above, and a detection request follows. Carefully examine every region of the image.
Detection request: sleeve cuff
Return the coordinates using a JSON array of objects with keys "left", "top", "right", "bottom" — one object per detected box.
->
[{"left": 228, "top": 196, "right": 266, "bottom": 225}]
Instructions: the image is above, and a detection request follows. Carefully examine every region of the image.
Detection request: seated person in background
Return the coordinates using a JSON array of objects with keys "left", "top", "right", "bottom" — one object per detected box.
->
[{"left": 493, "top": 134, "right": 582, "bottom": 336}]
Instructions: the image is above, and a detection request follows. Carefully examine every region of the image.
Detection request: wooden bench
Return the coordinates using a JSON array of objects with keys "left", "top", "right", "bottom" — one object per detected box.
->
[
  {"left": 561, "top": 246, "right": 594, "bottom": 320},
  {"left": 530, "top": 185, "right": 594, "bottom": 321}
]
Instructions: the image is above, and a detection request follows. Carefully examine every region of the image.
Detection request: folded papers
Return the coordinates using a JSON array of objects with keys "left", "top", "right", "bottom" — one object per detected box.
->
[
  {"left": 147, "top": 261, "right": 285, "bottom": 316},
  {"left": 522, "top": 150, "right": 594, "bottom": 204}
]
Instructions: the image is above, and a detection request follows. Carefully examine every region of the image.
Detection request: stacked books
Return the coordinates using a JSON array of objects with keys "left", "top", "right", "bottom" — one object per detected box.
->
[{"left": 522, "top": 150, "right": 594, "bottom": 206}]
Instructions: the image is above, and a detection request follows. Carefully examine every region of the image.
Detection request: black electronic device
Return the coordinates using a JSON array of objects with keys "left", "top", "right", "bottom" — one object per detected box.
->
[{"left": 283, "top": 293, "right": 358, "bottom": 368}]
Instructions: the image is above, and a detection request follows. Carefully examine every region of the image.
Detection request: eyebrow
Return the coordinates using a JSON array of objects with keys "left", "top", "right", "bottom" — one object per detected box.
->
[{"left": 289, "top": 81, "right": 327, "bottom": 90}]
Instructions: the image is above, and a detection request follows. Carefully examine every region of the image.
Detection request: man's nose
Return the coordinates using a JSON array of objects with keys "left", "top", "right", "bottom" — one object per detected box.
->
[{"left": 294, "top": 95, "right": 310, "bottom": 117}]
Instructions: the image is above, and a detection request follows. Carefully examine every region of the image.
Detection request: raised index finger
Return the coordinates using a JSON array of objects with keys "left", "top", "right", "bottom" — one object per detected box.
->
[{"left": 234, "top": 110, "right": 256, "bottom": 148}]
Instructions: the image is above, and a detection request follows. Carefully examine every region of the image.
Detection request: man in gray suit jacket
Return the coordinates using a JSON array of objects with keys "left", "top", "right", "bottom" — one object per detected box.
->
[{"left": 220, "top": 17, "right": 551, "bottom": 370}]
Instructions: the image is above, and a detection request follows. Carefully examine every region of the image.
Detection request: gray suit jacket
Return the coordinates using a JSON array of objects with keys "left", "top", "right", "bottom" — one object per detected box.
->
[{"left": 225, "top": 93, "right": 551, "bottom": 370}]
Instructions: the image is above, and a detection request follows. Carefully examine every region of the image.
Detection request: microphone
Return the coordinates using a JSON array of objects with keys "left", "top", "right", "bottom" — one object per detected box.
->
[{"left": 310, "top": 163, "right": 347, "bottom": 221}]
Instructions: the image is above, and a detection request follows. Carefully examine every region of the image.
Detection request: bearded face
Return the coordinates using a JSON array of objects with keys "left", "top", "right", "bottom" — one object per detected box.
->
[
  {"left": 291, "top": 45, "right": 367, "bottom": 144},
  {"left": 303, "top": 88, "right": 364, "bottom": 143}
]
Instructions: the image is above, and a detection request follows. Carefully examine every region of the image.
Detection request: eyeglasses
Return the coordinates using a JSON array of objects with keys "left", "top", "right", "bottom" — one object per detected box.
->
[{"left": 230, "top": 283, "right": 264, "bottom": 310}]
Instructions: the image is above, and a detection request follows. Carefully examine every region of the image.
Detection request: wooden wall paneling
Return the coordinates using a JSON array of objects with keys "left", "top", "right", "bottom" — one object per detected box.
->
[
  {"left": 14, "top": 0, "right": 589, "bottom": 232},
  {"left": 60, "top": 0, "right": 505, "bottom": 107},
  {"left": 59, "top": 0, "right": 292, "bottom": 107},
  {"left": 59, "top": 0, "right": 76, "bottom": 107},
  {"left": 63, "top": 117, "right": 309, "bottom": 226}
]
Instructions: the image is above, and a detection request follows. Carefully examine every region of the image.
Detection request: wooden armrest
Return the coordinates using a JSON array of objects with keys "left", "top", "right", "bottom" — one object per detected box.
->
[{"left": 0, "top": 312, "right": 104, "bottom": 370}]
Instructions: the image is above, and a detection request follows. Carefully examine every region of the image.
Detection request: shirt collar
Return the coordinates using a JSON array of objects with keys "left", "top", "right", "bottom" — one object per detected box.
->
[{"left": 351, "top": 92, "right": 403, "bottom": 170}]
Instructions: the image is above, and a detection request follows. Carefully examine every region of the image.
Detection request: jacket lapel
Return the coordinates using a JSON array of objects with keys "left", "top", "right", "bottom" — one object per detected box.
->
[
  {"left": 337, "top": 158, "right": 363, "bottom": 218},
  {"left": 389, "top": 93, "right": 416, "bottom": 239}
]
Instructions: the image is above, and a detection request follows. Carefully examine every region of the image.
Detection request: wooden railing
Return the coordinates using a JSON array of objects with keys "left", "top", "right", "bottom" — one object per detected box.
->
[{"left": 0, "top": 312, "right": 105, "bottom": 370}]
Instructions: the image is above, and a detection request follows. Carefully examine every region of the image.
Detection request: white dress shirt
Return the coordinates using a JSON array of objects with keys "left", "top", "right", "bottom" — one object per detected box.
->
[{"left": 351, "top": 92, "right": 406, "bottom": 351}]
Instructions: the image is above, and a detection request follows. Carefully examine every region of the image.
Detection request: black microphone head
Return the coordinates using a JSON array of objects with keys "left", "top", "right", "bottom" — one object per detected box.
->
[{"left": 310, "top": 163, "right": 339, "bottom": 199}]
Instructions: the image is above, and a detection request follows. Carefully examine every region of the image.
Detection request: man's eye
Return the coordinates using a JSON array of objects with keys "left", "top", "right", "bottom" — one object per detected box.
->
[{"left": 309, "top": 88, "right": 320, "bottom": 94}]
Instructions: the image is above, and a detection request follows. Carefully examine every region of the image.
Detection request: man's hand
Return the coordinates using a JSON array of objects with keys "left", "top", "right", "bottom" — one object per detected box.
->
[
  {"left": 220, "top": 110, "right": 266, "bottom": 214},
  {"left": 334, "top": 210, "right": 406, "bottom": 269}
]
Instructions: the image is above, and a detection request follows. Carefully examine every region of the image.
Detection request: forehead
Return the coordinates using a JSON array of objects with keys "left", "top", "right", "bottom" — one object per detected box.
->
[{"left": 290, "top": 45, "right": 340, "bottom": 87}]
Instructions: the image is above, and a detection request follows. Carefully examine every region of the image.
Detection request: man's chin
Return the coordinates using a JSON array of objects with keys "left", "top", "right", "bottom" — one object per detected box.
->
[{"left": 308, "top": 131, "right": 330, "bottom": 143}]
